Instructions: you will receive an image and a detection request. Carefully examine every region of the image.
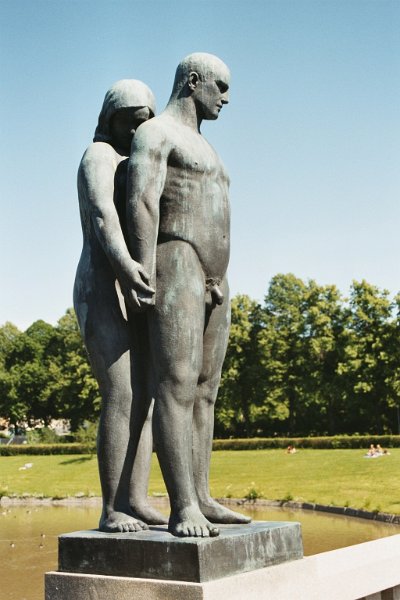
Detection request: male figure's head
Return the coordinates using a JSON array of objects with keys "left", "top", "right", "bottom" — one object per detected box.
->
[{"left": 170, "top": 52, "right": 230, "bottom": 121}]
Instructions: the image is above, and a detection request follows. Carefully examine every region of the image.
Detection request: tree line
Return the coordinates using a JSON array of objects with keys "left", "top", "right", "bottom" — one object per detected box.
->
[{"left": 1, "top": 274, "right": 400, "bottom": 438}]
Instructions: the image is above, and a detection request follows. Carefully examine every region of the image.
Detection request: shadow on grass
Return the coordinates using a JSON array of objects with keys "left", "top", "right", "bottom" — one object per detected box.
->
[{"left": 59, "top": 456, "right": 94, "bottom": 465}]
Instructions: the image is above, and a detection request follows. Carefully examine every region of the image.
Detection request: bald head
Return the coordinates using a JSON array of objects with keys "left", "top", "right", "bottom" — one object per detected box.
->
[
  {"left": 171, "top": 52, "right": 230, "bottom": 96},
  {"left": 167, "top": 52, "right": 230, "bottom": 124}
]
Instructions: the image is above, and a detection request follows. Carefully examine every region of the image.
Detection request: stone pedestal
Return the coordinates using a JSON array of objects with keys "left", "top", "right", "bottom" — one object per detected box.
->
[{"left": 45, "top": 521, "right": 303, "bottom": 599}]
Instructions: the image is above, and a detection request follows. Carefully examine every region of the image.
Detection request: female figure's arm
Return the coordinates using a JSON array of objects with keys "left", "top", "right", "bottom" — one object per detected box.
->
[{"left": 79, "top": 142, "right": 154, "bottom": 310}]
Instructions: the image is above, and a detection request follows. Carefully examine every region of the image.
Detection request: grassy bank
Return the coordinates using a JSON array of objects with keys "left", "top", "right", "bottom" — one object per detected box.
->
[{"left": 1, "top": 449, "right": 400, "bottom": 514}]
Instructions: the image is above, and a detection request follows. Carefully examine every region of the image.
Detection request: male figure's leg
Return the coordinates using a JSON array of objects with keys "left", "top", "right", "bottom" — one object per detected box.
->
[
  {"left": 193, "top": 277, "right": 251, "bottom": 524},
  {"left": 149, "top": 240, "right": 219, "bottom": 537}
]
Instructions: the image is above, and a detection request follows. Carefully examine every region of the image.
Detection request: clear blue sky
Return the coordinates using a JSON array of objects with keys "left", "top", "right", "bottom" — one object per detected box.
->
[{"left": 1, "top": 0, "right": 399, "bottom": 329}]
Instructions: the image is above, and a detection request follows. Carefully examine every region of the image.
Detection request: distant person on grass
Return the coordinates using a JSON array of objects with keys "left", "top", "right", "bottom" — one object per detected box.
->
[{"left": 364, "top": 443, "right": 390, "bottom": 458}]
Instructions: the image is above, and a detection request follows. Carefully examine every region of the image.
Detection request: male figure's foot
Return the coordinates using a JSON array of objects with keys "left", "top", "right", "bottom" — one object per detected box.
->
[
  {"left": 130, "top": 502, "right": 168, "bottom": 525},
  {"left": 99, "top": 510, "right": 148, "bottom": 533},
  {"left": 169, "top": 505, "right": 220, "bottom": 537},
  {"left": 199, "top": 498, "right": 251, "bottom": 524}
]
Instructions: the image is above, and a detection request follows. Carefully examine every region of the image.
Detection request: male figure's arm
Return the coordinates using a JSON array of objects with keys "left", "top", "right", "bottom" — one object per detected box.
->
[
  {"left": 78, "top": 143, "right": 154, "bottom": 310},
  {"left": 126, "top": 122, "right": 168, "bottom": 307}
]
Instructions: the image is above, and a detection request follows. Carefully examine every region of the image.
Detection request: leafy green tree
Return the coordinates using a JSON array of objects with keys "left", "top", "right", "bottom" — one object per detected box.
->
[
  {"left": 52, "top": 309, "right": 100, "bottom": 431},
  {"left": 0, "top": 311, "right": 100, "bottom": 431},
  {"left": 261, "top": 274, "right": 309, "bottom": 435},
  {"left": 304, "top": 281, "right": 349, "bottom": 434},
  {"left": 0, "top": 323, "right": 24, "bottom": 424},
  {"left": 216, "top": 295, "right": 265, "bottom": 437},
  {"left": 0, "top": 322, "right": 21, "bottom": 361},
  {"left": 386, "top": 293, "right": 400, "bottom": 434},
  {"left": 342, "top": 280, "right": 394, "bottom": 433},
  {"left": 2, "top": 276, "right": 400, "bottom": 438},
  {"left": 0, "top": 320, "right": 58, "bottom": 425}
]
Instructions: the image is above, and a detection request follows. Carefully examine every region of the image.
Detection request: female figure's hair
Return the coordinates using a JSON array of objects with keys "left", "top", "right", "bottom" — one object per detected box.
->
[{"left": 93, "top": 79, "right": 156, "bottom": 143}]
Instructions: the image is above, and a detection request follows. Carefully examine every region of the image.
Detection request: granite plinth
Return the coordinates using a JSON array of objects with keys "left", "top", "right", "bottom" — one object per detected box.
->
[
  {"left": 58, "top": 521, "right": 303, "bottom": 583},
  {"left": 45, "top": 534, "right": 400, "bottom": 600}
]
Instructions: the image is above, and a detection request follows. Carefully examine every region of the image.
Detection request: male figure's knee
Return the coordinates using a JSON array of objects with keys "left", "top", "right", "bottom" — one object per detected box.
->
[
  {"left": 159, "top": 362, "right": 200, "bottom": 403},
  {"left": 197, "top": 375, "right": 221, "bottom": 405}
]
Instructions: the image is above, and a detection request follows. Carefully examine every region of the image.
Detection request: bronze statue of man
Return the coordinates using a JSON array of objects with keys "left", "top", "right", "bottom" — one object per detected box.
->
[{"left": 126, "top": 53, "right": 250, "bottom": 537}]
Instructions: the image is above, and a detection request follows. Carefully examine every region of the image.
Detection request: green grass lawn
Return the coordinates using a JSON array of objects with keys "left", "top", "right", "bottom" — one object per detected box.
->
[{"left": 1, "top": 449, "right": 400, "bottom": 514}]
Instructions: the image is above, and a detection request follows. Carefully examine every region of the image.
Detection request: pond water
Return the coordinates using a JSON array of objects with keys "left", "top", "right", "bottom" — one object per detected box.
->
[{"left": 2, "top": 503, "right": 400, "bottom": 600}]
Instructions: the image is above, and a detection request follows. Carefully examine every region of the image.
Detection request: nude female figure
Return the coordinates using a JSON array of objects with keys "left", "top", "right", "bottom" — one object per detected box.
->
[{"left": 73, "top": 80, "right": 167, "bottom": 532}]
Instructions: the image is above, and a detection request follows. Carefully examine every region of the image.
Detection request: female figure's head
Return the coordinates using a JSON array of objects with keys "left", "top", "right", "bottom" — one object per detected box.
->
[{"left": 94, "top": 79, "right": 156, "bottom": 154}]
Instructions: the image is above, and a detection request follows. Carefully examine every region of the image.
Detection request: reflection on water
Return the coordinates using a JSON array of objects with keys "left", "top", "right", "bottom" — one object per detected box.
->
[{"left": 1, "top": 503, "right": 400, "bottom": 600}]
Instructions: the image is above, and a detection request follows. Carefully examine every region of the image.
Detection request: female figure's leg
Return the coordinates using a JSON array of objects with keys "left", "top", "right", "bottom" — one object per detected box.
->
[
  {"left": 128, "top": 311, "right": 167, "bottom": 524},
  {"left": 74, "top": 270, "right": 161, "bottom": 530}
]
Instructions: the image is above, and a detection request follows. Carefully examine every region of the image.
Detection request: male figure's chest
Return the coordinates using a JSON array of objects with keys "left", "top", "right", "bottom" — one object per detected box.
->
[{"left": 168, "top": 130, "right": 221, "bottom": 179}]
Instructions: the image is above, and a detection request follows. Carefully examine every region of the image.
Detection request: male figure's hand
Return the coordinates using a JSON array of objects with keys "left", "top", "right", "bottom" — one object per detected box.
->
[{"left": 119, "top": 261, "right": 155, "bottom": 312}]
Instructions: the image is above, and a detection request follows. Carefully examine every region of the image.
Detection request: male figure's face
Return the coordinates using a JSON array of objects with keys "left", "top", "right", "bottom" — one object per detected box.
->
[
  {"left": 191, "top": 66, "right": 230, "bottom": 121},
  {"left": 110, "top": 106, "right": 153, "bottom": 153}
]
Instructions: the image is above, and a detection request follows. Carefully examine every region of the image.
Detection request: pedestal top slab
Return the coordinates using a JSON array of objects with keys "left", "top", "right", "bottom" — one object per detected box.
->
[{"left": 58, "top": 520, "right": 303, "bottom": 583}]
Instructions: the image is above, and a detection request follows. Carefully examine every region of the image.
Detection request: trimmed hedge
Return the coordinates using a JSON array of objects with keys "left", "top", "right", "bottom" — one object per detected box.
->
[
  {"left": 212, "top": 435, "right": 400, "bottom": 450},
  {"left": 0, "top": 443, "right": 96, "bottom": 456},
  {"left": 1, "top": 436, "right": 400, "bottom": 455}
]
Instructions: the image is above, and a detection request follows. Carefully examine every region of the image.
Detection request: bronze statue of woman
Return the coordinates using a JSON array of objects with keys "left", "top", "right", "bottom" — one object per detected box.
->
[{"left": 74, "top": 80, "right": 167, "bottom": 532}]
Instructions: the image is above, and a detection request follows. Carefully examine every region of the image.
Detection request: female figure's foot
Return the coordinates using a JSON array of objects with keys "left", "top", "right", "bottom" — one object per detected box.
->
[
  {"left": 169, "top": 505, "right": 220, "bottom": 537},
  {"left": 99, "top": 510, "right": 148, "bottom": 533},
  {"left": 199, "top": 497, "right": 251, "bottom": 524}
]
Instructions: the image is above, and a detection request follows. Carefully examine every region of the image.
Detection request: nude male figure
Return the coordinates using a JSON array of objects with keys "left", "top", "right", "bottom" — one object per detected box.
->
[{"left": 126, "top": 53, "right": 250, "bottom": 537}]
